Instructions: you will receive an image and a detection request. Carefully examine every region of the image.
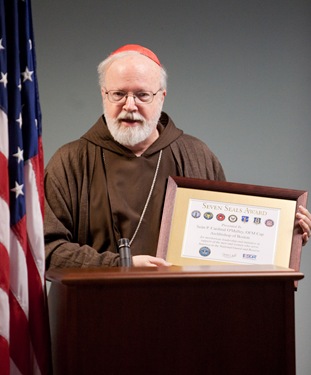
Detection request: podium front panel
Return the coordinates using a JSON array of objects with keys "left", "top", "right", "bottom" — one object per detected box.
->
[{"left": 47, "top": 265, "right": 303, "bottom": 375}]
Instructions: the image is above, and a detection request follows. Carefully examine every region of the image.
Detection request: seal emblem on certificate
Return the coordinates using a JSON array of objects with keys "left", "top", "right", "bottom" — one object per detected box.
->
[{"left": 181, "top": 199, "right": 280, "bottom": 265}]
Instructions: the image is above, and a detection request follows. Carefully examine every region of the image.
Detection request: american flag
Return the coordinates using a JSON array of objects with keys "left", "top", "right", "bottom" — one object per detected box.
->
[{"left": 0, "top": 0, "right": 51, "bottom": 374}]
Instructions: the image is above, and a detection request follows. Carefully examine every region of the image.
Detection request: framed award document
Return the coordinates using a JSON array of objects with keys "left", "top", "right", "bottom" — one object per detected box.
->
[{"left": 156, "top": 177, "right": 308, "bottom": 271}]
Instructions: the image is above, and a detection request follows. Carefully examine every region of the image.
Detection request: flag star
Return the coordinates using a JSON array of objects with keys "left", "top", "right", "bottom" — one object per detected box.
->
[
  {"left": 29, "top": 39, "right": 33, "bottom": 50},
  {"left": 16, "top": 113, "right": 23, "bottom": 128},
  {"left": 35, "top": 119, "right": 38, "bottom": 127},
  {"left": 21, "top": 66, "right": 33, "bottom": 82},
  {"left": 11, "top": 181, "right": 24, "bottom": 198},
  {"left": 0, "top": 39, "right": 4, "bottom": 50},
  {"left": 13, "top": 147, "right": 24, "bottom": 163},
  {"left": 0, "top": 72, "right": 8, "bottom": 88},
  {"left": 18, "top": 79, "right": 22, "bottom": 91}
]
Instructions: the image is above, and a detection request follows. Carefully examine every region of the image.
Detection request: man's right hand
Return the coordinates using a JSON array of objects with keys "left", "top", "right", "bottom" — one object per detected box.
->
[{"left": 132, "top": 255, "right": 172, "bottom": 267}]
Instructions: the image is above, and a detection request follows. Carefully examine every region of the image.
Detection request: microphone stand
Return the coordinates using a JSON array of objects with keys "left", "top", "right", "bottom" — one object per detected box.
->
[{"left": 118, "top": 238, "right": 132, "bottom": 267}]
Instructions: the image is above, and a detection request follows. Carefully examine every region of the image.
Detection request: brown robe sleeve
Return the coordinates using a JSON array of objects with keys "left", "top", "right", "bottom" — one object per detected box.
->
[{"left": 44, "top": 140, "right": 120, "bottom": 269}]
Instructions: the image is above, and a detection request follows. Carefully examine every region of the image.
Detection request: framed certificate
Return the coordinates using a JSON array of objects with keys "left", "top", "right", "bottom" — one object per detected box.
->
[{"left": 156, "top": 177, "right": 308, "bottom": 271}]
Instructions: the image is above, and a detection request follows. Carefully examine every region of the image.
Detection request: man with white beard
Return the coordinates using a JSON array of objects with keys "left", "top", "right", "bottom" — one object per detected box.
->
[{"left": 44, "top": 44, "right": 311, "bottom": 269}]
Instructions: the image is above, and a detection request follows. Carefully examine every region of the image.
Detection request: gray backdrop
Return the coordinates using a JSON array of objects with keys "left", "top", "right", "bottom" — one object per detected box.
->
[{"left": 32, "top": 1, "right": 311, "bottom": 373}]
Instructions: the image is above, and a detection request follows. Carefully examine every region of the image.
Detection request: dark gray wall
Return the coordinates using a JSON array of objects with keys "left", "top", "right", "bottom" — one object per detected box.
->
[{"left": 32, "top": 1, "right": 311, "bottom": 373}]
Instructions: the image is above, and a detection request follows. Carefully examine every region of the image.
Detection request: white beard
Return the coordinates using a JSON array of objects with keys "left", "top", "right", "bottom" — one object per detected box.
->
[{"left": 105, "top": 109, "right": 162, "bottom": 147}]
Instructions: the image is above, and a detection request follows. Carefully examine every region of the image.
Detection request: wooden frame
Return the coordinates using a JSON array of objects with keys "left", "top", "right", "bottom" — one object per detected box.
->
[{"left": 156, "top": 177, "right": 308, "bottom": 271}]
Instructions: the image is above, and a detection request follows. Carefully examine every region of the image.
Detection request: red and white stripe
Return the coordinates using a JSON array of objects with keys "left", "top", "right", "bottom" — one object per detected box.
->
[
  {"left": 0, "top": 109, "right": 49, "bottom": 374},
  {"left": 0, "top": 108, "right": 10, "bottom": 374}
]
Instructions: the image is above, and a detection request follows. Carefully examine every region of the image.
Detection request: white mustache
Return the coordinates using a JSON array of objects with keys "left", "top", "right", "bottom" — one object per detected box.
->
[{"left": 116, "top": 111, "right": 145, "bottom": 122}]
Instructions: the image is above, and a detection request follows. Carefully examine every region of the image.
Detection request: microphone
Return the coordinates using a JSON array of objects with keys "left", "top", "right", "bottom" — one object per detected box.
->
[{"left": 118, "top": 238, "right": 132, "bottom": 267}]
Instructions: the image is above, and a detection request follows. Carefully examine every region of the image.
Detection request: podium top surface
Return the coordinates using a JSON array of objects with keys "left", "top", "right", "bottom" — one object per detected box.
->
[{"left": 46, "top": 265, "right": 304, "bottom": 285}]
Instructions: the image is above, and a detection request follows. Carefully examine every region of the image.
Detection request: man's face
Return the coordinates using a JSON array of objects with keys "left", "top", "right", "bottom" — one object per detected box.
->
[{"left": 102, "top": 54, "right": 166, "bottom": 148}]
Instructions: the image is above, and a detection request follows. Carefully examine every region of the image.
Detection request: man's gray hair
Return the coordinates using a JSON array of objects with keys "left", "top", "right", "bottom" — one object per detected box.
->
[{"left": 97, "top": 50, "right": 168, "bottom": 90}]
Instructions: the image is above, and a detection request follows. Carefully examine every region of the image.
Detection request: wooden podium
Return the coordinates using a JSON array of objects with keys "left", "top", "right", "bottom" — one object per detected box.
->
[{"left": 46, "top": 265, "right": 303, "bottom": 375}]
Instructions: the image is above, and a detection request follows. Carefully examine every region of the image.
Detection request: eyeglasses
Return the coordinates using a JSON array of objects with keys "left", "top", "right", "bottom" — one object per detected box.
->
[{"left": 105, "top": 88, "right": 162, "bottom": 104}]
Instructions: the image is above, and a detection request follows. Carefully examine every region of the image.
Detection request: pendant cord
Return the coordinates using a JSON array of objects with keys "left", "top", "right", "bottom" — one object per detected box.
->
[{"left": 102, "top": 149, "right": 163, "bottom": 246}]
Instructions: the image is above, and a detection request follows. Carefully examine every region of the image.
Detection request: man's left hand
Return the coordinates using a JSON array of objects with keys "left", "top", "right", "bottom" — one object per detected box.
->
[{"left": 296, "top": 205, "right": 311, "bottom": 245}]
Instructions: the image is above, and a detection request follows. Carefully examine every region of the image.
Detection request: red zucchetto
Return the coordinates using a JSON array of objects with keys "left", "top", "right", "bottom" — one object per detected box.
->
[{"left": 110, "top": 44, "right": 161, "bottom": 66}]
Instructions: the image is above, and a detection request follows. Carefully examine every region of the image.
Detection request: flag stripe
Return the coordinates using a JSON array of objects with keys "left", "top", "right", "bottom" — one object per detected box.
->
[
  {"left": 25, "top": 158, "right": 50, "bottom": 373},
  {"left": 0, "top": 286, "right": 10, "bottom": 340},
  {"left": 0, "top": 151, "right": 9, "bottom": 200},
  {"left": 0, "top": 332, "right": 10, "bottom": 375},
  {"left": 25, "top": 158, "right": 45, "bottom": 276},
  {"left": 9, "top": 289, "right": 31, "bottom": 375},
  {"left": 0, "top": 242, "right": 10, "bottom": 293},
  {"left": 10, "top": 219, "right": 29, "bottom": 315},
  {"left": 0, "top": 104, "right": 10, "bottom": 375}
]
